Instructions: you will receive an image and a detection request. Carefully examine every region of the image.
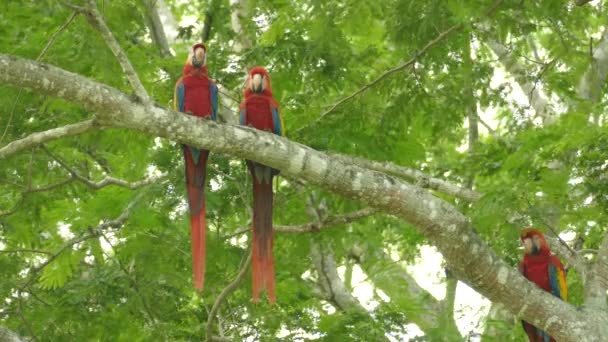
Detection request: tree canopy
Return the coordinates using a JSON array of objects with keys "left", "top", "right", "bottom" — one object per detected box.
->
[{"left": 0, "top": 0, "right": 607, "bottom": 341}]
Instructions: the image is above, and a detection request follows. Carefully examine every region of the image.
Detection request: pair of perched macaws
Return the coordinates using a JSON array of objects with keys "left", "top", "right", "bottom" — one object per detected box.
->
[
  {"left": 519, "top": 228, "right": 568, "bottom": 342},
  {"left": 174, "top": 43, "right": 283, "bottom": 303}
]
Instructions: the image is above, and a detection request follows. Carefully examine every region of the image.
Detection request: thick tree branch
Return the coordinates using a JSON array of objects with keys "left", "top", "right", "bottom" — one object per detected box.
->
[
  {"left": 1, "top": 54, "right": 606, "bottom": 340},
  {"left": 0, "top": 120, "right": 95, "bottom": 160},
  {"left": 144, "top": 0, "right": 172, "bottom": 58},
  {"left": 310, "top": 240, "right": 366, "bottom": 312},
  {"left": 206, "top": 249, "right": 251, "bottom": 342},
  {"left": 229, "top": 0, "right": 252, "bottom": 52},
  {"left": 585, "top": 233, "right": 608, "bottom": 309},
  {"left": 578, "top": 27, "right": 608, "bottom": 103},
  {"left": 0, "top": 326, "right": 24, "bottom": 342}
]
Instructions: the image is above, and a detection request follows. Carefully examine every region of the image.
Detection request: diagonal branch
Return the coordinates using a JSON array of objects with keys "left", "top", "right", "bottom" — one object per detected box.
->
[
  {"left": 206, "top": 248, "right": 251, "bottom": 342},
  {"left": 329, "top": 153, "right": 481, "bottom": 202},
  {"left": 485, "top": 38, "right": 555, "bottom": 124},
  {"left": 74, "top": 0, "right": 151, "bottom": 102},
  {"left": 585, "top": 232, "right": 608, "bottom": 309},
  {"left": 578, "top": 27, "right": 608, "bottom": 103},
  {"left": 143, "top": 0, "right": 172, "bottom": 58},
  {"left": 42, "top": 145, "right": 163, "bottom": 190},
  {"left": 0, "top": 326, "right": 25, "bottom": 342},
  {"left": 19, "top": 201, "right": 132, "bottom": 290},
  {"left": 298, "top": 0, "right": 504, "bottom": 132},
  {"left": 226, "top": 208, "right": 376, "bottom": 238},
  {"left": 0, "top": 119, "right": 95, "bottom": 160}
]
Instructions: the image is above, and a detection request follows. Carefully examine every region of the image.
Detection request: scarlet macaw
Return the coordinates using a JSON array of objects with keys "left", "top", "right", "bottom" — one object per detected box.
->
[
  {"left": 174, "top": 43, "right": 218, "bottom": 290},
  {"left": 239, "top": 67, "right": 284, "bottom": 304},
  {"left": 519, "top": 228, "right": 568, "bottom": 342}
]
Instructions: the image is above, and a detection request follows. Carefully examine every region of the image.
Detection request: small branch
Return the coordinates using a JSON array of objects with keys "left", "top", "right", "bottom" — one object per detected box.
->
[
  {"left": 297, "top": 0, "right": 504, "bottom": 133},
  {"left": 226, "top": 207, "right": 376, "bottom": 238},
  {"left": 329, "top": 152, "right": 481, "bottom": 202},
  {"left": 79, "top": 0, "right": 150, "bottom": 102},
  {"left": 574, "top": 0, "right": 593, "bottom": 5},
  {"left": 0, "top": 249, "right": 52, "bottom": 255},
  {"left": 201, "top": 0, "right": 221, "bottom": 42},
  {"left": 206, "top": 248, "right": 252, "bottom": 342},
  {"left": 0, "top": 120, "right": 95, "bottom": 160},
  {"left": 484, "top": 36, "right": 556, "bottom": 124},
  {"left": 19, "top": 199, "right": 134, "bottom": 289},
  {"left": 42, "top": 145, "right": 162, "bottom": 190},
  {"left": 99, "top": 230, "right": 157, "bottom": 324}
]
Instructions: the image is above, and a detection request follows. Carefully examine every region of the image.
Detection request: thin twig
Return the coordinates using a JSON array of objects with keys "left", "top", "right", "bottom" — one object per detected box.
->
[
  {"left": 225, "top": 207, "right": 376, "bottom": 238},
  {"left": 41, "top": 145, "right": 163, "bottom": 190},
  {"left": 0, "top": 249, "right": 52, "bottom": 255},
  {"left": 206, "top": 248, "right": 252, "bottom": 342},
  {"left": 296, "top": 0, "right": 504, "bottom": 133}
]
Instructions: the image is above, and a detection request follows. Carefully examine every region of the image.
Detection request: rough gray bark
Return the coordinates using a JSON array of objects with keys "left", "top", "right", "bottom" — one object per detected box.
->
[
  {"left": 578, "top": 27, "right": 608, "bottom": 103},
  {"left": 144, "top": 0, "right": 172, "bottom": 58},
  {"left": 229, "top": 0, "right": 252, "bottom": 52},
  {"left": 0, "top": 54, "right": 607, "bottom": 341},
  {"left": 0, "top": 327, "right": 24, "bottom": 342},
  {"left": 585, "top": 234, "right": 608, "bottom": 310},
  {"left": 310, "top": 241, "right": 365, "bottom": 312}
]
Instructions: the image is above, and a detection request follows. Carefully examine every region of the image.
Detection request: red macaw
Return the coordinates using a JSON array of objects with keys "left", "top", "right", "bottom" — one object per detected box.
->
[
  {"left": 174, "top": 43, "right": 218, "bottom": 290},
  {"left": 519, "top": 228, "right": 568, "bottom": 342},
  {"left": 239, "top": 67, "right": 284, "bottom": 304}
]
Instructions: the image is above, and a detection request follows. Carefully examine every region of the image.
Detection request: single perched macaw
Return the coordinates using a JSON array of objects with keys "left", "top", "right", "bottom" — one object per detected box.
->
[
  {"left": 239, "top": 67, "right": 284, "bottom": 304},
  {"left": 174, "top": 43, "right": 218, "bottom": 290},
  {"left": 519, "top": 228, "right": 568, "bottom": 342}
]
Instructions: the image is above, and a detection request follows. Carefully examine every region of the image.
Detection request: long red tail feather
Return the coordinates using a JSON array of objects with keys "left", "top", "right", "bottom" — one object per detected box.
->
[
  {"left": 250, "top": 162, "right": 275, "bottom": 304},
  {"left": 184, "top": 146, "right": 209, "bottom": 290}
]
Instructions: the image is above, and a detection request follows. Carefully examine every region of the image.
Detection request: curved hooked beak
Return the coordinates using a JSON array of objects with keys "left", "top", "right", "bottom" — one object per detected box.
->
[
  {"left": 251, "top": 73, "right": 264, "bottom": 93},
  {"left": 192, "top": 47, "right": 206, "bottom": 67}
]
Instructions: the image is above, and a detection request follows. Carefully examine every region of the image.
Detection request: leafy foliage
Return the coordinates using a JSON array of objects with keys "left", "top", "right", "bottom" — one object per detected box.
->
[{"left": 1, "top": 0, "right": 607, "bottom": 340}]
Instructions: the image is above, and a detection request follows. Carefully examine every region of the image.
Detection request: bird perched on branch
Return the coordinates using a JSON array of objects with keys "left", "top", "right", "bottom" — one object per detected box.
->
[
  {"left": 519, "top": 228, "right": 568, "bottom": 342},
  {"left": 174, "top": 43, "right": 218, "bottom": 290},
  {"left": 239, "top": 67, "right": 284, "bottom": 304}
]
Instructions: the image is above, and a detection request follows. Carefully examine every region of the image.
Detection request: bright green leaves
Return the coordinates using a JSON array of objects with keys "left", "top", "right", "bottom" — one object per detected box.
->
[{"left": 39, "top": 248, "right": 84, "bottom": 289}]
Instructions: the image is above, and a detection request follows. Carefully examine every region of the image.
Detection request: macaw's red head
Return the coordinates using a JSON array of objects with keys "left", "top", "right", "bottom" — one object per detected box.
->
[
  {"left": 520, "top": 228, "right": 550, "bottom": 256},
  {"left": 245, "top": 67, "right": 273, "bottom": 97},
  {"left": 189, "top": 43, "right": 207, "bottom": 68}
]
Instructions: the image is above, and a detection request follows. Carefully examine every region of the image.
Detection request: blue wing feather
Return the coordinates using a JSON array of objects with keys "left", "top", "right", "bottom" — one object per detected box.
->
[
  {"left": 175, "top": 80, "right": 185, "bottom": 112},
  {"left": 271, "top": 107, "right": 283, "bottom": 136},
  {"left": 548, "top": 256, "right": 567, "bottom": 301},
  {"left": 239, "top": 108, "right": 246, "bottom": 126},
  {"left": 210, "top": 82, "right": 218, "bottom": 121}
]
